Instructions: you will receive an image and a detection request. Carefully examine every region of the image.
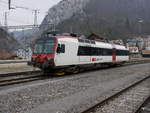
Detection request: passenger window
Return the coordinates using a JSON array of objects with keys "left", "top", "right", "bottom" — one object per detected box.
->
[
  {"left": 85, "top": 40, "right": 90, "bottom": 43},
  {"left": 57, "top": 44, "right": 65, "bottom": 53},
  {"left": 78, "top": 39, "right": 84, "bottom": 43}
]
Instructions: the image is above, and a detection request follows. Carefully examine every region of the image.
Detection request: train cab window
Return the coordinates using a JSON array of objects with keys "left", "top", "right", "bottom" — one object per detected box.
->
[
  {"left": 43, "top": 40, "right": 55, "bottom": 54},
  {"left": 57, "top": 44, "right": 65, "bottom": 53}
]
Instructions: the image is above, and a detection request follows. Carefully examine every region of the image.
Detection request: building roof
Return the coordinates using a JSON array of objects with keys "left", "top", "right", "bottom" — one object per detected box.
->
[{"left": 87, "top": 33, "right": 107, "bottom": 40}]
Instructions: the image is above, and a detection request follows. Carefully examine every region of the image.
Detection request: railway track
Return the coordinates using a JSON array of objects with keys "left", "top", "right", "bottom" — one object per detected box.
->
[
  {"left": 135, "top": 96, "right": 150, "bottom": 113},
  {"left": 0, "top": 59, "right": 150, "bottom": 87},
  {"left": 81, "top": 75, "right": 150, "bottom": 113},
  {"left": 0, "top": 70, "right": 41, "bottom": 77},
  {"left": 0, "top": 71, "right": 43, "bottom": 87},
  {"left": 0, "top": 60, "right": 28, "bottom": 64},
  {"left": 127, "top": 59, "right": 150, "bottom": 65}
]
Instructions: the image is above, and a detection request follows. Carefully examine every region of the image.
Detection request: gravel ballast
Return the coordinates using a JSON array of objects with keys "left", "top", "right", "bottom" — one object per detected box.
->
[
  {"left": 89, "top": 77, "right": 150, "bottom": 113},
  {"left": 0, "top": 63, "right": 150, "bottom": 113}
]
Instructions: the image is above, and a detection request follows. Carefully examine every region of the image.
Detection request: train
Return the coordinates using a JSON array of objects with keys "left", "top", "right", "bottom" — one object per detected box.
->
[{"left": 30, "top": 33, "right": 129, "bottom": 75}]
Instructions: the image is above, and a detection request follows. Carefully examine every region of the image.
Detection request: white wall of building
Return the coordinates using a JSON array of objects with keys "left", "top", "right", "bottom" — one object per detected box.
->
[{"left": 16, "top": 48, "right": 32, "bottom": 60}]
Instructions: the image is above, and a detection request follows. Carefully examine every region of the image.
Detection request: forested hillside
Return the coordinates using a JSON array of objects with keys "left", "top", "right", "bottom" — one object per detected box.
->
[
  {"left": 0, "top": 28, "right": 19, "bottom": 53},
  {"left": 40, "top": 0, "right": 150, "bottom": 39}
]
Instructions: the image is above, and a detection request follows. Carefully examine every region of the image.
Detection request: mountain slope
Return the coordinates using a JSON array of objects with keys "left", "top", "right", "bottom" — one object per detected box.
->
[
  {"left": 40, "top": 0, "right": 90, "bottom": 32},
  {"left": 0, "top": 28, "right": 20, "bottom": 53},
  {"left": 13, "top": 29, "right": 38, "bottom": 46},
  {"left": 40, "top": 0, "right": 150, "bottom": 39}
]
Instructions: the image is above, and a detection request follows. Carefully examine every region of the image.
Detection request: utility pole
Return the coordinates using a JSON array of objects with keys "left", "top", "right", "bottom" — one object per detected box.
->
[
  {"left": 8, "top": 0, "right": 11, "bottom": 10},
  {"left": 4, "top": 12, "right": 8, "bottom": 31},
  {"left": 0, "top": 21, "right": 2, "bottom": 27},
  {"left": 33, "top": 9, "right": 39, "bottom": 26}
]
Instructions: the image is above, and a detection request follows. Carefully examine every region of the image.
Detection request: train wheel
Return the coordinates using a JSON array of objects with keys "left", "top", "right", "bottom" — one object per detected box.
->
[
  {"left": 79, "top": 68, "right": 85, "bottom": 72},
  {"left": 55, "top": 72, "right": 65, "bottom": 76},
  {"left": 72, "top": 67, "right": 80, "bottom": 74},
  {"left": 43, "top": 70, "right": 51, "bottom": 76}
]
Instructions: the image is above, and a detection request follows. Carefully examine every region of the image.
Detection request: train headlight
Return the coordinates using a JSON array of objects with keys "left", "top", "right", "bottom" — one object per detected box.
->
[
  {"left": 32, "top": 57, "right": 36, "bottom": 62},
  {"left": 47, "top": 58, "right": 52, "bottom": 61}
]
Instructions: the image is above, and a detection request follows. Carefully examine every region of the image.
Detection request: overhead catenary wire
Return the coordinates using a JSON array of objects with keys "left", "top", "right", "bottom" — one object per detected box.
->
[
  {"left": 0, "top": 0, "right": 49, "bottom": 28},
  {"left": 1, "top": 0, "right": 46, "bottom": 20},
  {"left": 8, "top": 18, "right": 31, "bottom": 24},
  {"left": 0, "top": 0, "right": 47, "bottom": 13},
  {"left": 0, "top": 0, "right": 48, "bottom": 26}
]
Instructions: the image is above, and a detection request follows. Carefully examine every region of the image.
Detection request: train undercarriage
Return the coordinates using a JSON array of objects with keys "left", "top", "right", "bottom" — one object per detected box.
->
[{"left": 35, "top": 62, "right": 126, "bottom": 76}]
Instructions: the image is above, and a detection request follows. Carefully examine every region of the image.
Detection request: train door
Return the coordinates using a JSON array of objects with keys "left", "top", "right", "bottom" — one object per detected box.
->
[
  {"left": 112, "top": 48, "right": 116, "bottom": 62},
  {"left": 56, "top": 41, "right": 67, "bottom": 65}
]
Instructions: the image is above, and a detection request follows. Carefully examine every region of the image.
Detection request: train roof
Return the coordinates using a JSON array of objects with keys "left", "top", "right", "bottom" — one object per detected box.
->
[
  {"left": 44, "top": 32, "right": 126, "bottom": 49},
  {"left": 56, "top": 36, "right": 128, "bottom": 50}
]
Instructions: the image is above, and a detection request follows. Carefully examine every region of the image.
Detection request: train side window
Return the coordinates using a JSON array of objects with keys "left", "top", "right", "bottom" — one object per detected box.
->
[
  {"left": 91, "top": 48, "right": 98, "bottom": 55},
  {"left": 85, "top": 40, "right": 91, "bottom": 43},
  {"left": 102, "top": 48, "right": 112, "bottom": 56},
  {"left": 91, "top": 40, "right": 96, "bottom": 44},
  {"left": 116, "top": 50, "right": 129, "bottom": 56},
  {"left": 78, "top": 46, "right": 91, "bottom": 56},
  {"left": 78, "top": 39, "right": 84, "bottom": 43},
  {"left": 57, "top": 44, "right": 65, "bottom": 53},
  {"left": 102, "top": 49, "right": 107, "bottom": 56}
]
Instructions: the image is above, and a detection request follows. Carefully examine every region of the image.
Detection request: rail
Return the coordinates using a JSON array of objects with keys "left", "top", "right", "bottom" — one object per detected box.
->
[
  {"left": 81, "top": 75, "right": 150, "bottom": 113},
  {"left": 0, "top": 59, "right": 150, "bottom": 87}
]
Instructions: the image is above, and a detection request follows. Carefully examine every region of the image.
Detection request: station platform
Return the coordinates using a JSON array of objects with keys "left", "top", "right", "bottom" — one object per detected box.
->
[
  {"left": 0, "top": 60, "right": 29, "bottom": 64},
  {"left": 0, "top": 62, "right": 39, "bottom": 74}
]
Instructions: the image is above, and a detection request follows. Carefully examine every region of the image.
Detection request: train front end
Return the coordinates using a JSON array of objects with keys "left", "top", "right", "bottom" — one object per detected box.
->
[{"left": 31, "top": 36, "right": 57, "bottom": 71}]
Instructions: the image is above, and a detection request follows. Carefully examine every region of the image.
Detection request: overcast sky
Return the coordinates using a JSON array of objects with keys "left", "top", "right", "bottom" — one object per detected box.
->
[{"left": 0, "top": 0, "right": 61, "bottom": 26}]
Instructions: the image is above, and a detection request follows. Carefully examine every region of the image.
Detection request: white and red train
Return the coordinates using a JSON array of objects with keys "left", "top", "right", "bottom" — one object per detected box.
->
[{"left": 31, "top": 33, "right": 129, "bottom": 74}]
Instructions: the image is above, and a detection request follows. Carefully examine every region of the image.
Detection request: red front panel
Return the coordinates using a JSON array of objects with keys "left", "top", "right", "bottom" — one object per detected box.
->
[
  {"left": 32, "top": 38, "right": 58, "bottom": 63},
  {"left": 32, "top": 54, "right": 54, "bottom": 62}
]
